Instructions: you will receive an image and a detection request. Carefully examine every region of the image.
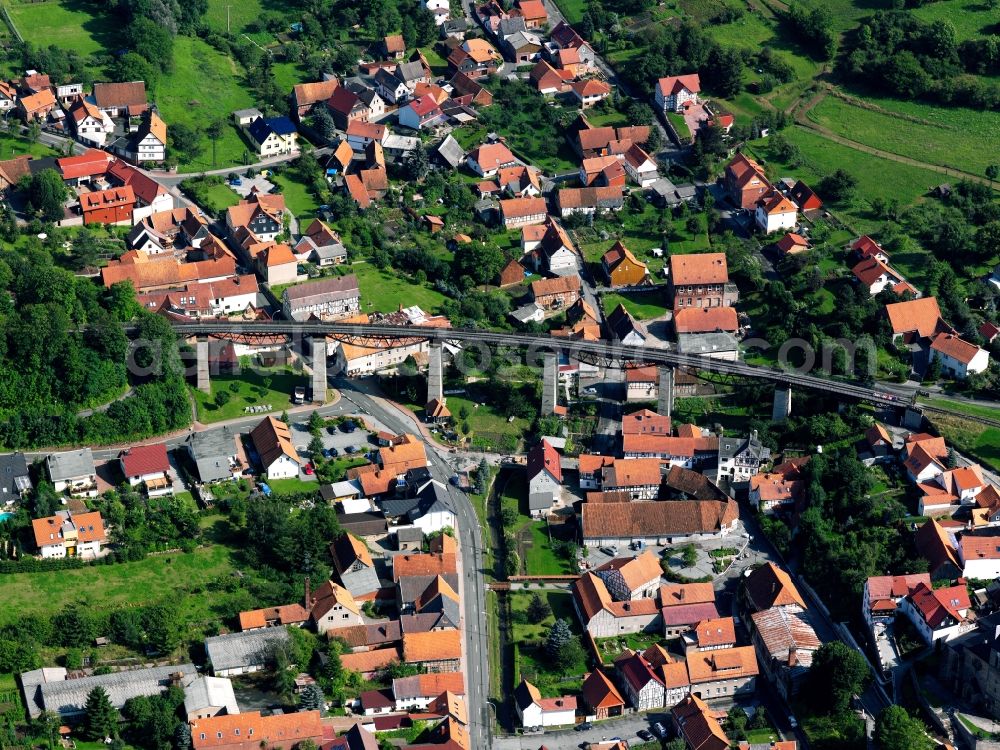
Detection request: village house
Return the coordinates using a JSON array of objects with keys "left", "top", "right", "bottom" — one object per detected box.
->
[
  {"left": 959, "top": 534, "right": 1000, "bottom": 580},
  {"left": 292, "top": 80, "right": 339, "bottom": 122},
  {"left": 899, "top": 581, "right": 972, "bottom": 643},
  {"left": 281, "top": 275, "right": 361, "bottom": 321},
  {"left": 309, "top": 579, "right": 365, "bottom": 634},
  {"left": 237, "top": 603, "right": 309, "bottom": 632},
  {"left": 776, "top": 232, "right": 809, "bottom": 256},
  {"left": 716, "top": 432, "right": 771, "bottom": 485},
  {"left": 571, "top": 79, "right": 611, "bottom": 108},
  {"left": 602, "top": 241, "right": 649, "bottom": 287},
  {"left": 580, "top": 155, "right": 626, "bottom": 188},
  {"left": 402, "top": 629, "right": 462, "bottom": 673},
  {"left": 556, "top": 185, "right": 625, "bottom": 217},
  {"left": 346, "top": 120, "right": 387, "bottom": 152},
  {"left": 573, "top": 571, "right": 661, "bottom": 637},
  {"left": 190, "top": 710, "right": 323, "bottom": 750},
  {"left": 623, "top": 144, "right": 658, "bottom": 187},
  {"left": 686, "top": 616, "right": 737, "bottom": 652},
  {"left": 580, "top": 669, "right": 626, "bottom": 720},
  {"left": 294, "top": 219, "right": 347, "bottom": 266},
  {"left": 392, "top": 673, "right": 465, "bottom": 711},
  {"left": 92, "top": 81, "right": 147, "bottom": 118},
  {"left": 68, "top": 98, "right": 114, "bottom": 147},
  {"left": 851, "top": 256, "right": 909, "bottom": 296},
  {"left": 526, "top": 439, "right": 562, "bottom": 517},
  {"left": 447, "top": 39, "right": 502, "bottom": 79},
  {"left": 123, "top": 110, "right": 167, "bottom": 162},
  {"left": 0, "top": 452, "right": 31, "bottom": 505},
  {"left": 581, "top": 497, "right": 739, "bottom": 547},
  {"left": 669, "top": 252, "right": 737, "bottom": 310},
  {"left": 915, "top": 518, "right": 963, "bottom": 581},
  {"left": 499, "top": 196, "right": 547, "bottom": 228},
  {"left": 788, "top": 179, "right": 822, "bottom": 213},
  {"left": 750, "top": 607, "right": 822, "bottom": 700},
  {"left": 32, "top": 509, "right": 106, "bottom": 558},
  {"left": 80, "top": 186, "right": 136, "bottom": 225},
  {"left": 672, "top": 695, "right": 730, "bottom": 750},
  {"left": 624, "top": 365, "right": 698, "bottom": 402},
  {"left": 46, "top": 448, "right": 97, "bottom": 497},
  {"left": 606, "top": 304, "right": 647, "bottom": 346},
  {"left": 884, "top": 296, "right": 949, "bottom": 345},
  {"left": 331, "top": 533, "right": 381, "bottom": 601},
  {"left": 466, "top": 142, "right": 518, "bottom": 177},
  {"left": 182, "top": 675, "right": 240, "bottom": 722},
  {"left": 245, "top": 116, "right": 299, "bottom": 158},
  {"left": 185, "top": 426, "right": 242, "bottom": 484},
  {"left": 522, "top": 217, "right": 579, "bottom": 274},
  {"left": 226, "top": 191, "right": 286, "bottom": 244},
  {"left": 749, "top": 456, "right": 809, "bottom": 514},
  {"left": 398, "top": 95, "right": 444, "bottom": 131},
  {"left": 250, "top": 416, "right": 303, "bottom": 480},
  {"left": 930, "top": 333, "right": 990, "bottom": 379},
  {"left": 503, "top": 30, "right": 544, "bottom": 64},
  {"left": 725, "top": 152, "right": 771, "bottom": 210},
  {"left": 862, "top": 573, "right": 932, "bottom": 637},
  {"left": 740, "top": 562, "right": 806, "bottom": 618},
  {"left": 655, "top": 73, "right": 701, "bottom": 113},
  {"left": 596, "top": 551, "right": 662, "bottom": 600},
  {"left": 327, "top": 87, "right": 370, "bottom": 130},
  {"left": 118, "top": 443, "right": 173, "bottom": 497},
  {"left": 673, "top": 306, "right": 739, "bottom": 336},
  {"left": 18, "top": 88, "right": 56, "bottom": 121},
  {"left": 530, "top": 59, "right": 573, "bottom": 95},
  {"left": 754, "top": 190, "right": 798, "bottom": 234},
  {"left": 530, "top": 274, "right": 581, "bottom": 309},
  {"left": 513, "top": 680, "right": 577, "bottom": 728},
  {"left": 549, "top": 21, "right": 597, "bottom": 70}
]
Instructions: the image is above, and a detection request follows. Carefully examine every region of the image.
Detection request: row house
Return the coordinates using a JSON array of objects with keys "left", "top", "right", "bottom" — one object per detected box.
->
[
  {"left": 555, "top": 185, "right": 624, "bottom": 217},
  {"left": 668, "top": 252, "right": 738, "bottom": 311},
  {"left": 572, "top": 571, "right": 661, "bottom": 638},
  {"left": 281, "top": 274, "right": 361, "bottom": 321},
  {"left": 499, "top": 196, "right": 547, "bottom": 228},
  {"left": 530, "top": 274, "right": 581, "bottom": 309}
]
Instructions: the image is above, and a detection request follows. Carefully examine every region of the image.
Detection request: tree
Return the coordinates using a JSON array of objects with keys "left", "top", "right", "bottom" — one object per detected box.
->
[
  {"left": 664, "top": 740, "right": 686, "bottom": 750},
  {"left": 544, "top": 618, "right": 573, "bottom": 662},
  {"left": 0, "top": 638, "right": 40, "bottom": 673},
  {"left": 682, "top": 544, "right": 698, "bottom": 567},
  {"left": 311, "top": 106, "right": 335, "bottom": 142},
  {"left": 818, "top": 168, "right": 858, "bottom": 204},
  {"left": 309, "top": 434, "right": 325, "bottom": 457},
  {"left": 26, "top": 169, "right": 68, "bottom": 222},
  {"left": 808, "top": 641, "right": 871, "bottom": 715},
  {"left": 454, "top": 242, "right": 505, "bottom": 287},
  {"left": 205, "top": 119, "right": 225, "bottom": 168},
  {"left": 83, "top": 686, "right": 118, "bottom": 740},
  {"left": 280, "top": 410, "right": 290, "bottom": 423},
  {"left": 125, "top": 18, "right": 175, "bottom": 72},
  {"left": 987, "top": 164, "right": 1000, "bottom": 186},
  {"left": 173, "top": 722, "right": 192, "bottom": 750},
  {"left": 308, "top": 409, "right": 323, "bottom": 435},
  {"left": 168, "top": 122, "right": 203, "bottom": 161},
  {"left": 725, "top": 705, "right": 748, "bottom": 740},
  {"left": 299, "top": 683, "right": 325, "bottom": 714},
  {"left": 527, "top": 593, "right": 552, "bottom": 622},
  {"left": 27, "top": 120, "right": 40, "bottom": 144},
  {"left": 405, "top": 143, "right": 430, "bottom": 181},
  {"left": 874, "top": 706, "right": 932, "bottom": 750}
]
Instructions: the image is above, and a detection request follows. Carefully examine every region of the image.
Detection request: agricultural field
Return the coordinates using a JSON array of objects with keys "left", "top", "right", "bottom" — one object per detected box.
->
[
  {"left": 910, "top": 0, "right": 1000, "bottom": 41},
  {"left": 747, "top": 127, "right": 943, "bottom": 235},
  {"left": 807, "top": 94, "right": 1000, "bottom": 178},
  {"left": 153, "top": 36, "right": 257, "bottom": 172},
  {"left": 6, "top": 0, "right": 114, "bottom": 56}
]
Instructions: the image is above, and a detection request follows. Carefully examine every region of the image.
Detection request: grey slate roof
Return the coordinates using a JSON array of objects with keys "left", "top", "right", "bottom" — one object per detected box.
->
[
  {"left": 182, "top": 674, "right": 239, "bottom": 717},
  {"left": 436, "top": 134, "right": 465, "bottom": 168},
  {"left": 46, "top": 448, "right": 95, "bottom": 482},
  {"left": 185, "top": 426, "right": 239, "bottom": 483},
  {"left": 397, "top": 573, "right": 459, "bottom": 607},
  {"left": 676, "top": 332, "right": 739, "bottom": 355},
  {"left": 0, "top": 451, "right": 31, "bottom": 497},
  {"left": 21, "top": 663, "right": 195, "bottom": 719},
  {"left": 719, "top": 434, "right": 771, "bottom": 464},
  {"left": 205, "top": 626, "right": 290, "bottom": 674}
]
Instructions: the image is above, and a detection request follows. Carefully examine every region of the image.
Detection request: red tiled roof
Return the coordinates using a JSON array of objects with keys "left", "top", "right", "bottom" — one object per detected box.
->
[
  {"left": 669, "top": 253, "right": 728, "bottom": 285},
  {"left": 527, "top": 439, "right": 562, "bottom": 482},
  {"left": 657, "top": 73, "right": 701, "bottom": 96},
  {"left": 930, "top": 333, "right": 983, "bottom": 365},
  {"left": 118, "top": 443, "right": 170, "bottom": 478}
]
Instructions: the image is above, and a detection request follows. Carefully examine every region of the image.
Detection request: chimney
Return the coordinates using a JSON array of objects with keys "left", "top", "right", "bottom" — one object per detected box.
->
[{"left": 304, "top": 576, "right": 311, "bottom": 607}]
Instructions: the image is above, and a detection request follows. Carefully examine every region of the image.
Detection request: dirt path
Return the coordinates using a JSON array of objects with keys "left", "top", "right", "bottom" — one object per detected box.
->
[{"left": 793, "top": 89, "right": 998, "bottom": 189}]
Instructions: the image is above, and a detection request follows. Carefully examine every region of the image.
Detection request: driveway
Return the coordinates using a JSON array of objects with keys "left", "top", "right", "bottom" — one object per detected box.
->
[
  {"left": 682, "top": 102, "right": 709, "bottom": 140},
  {"left": 493, "top": 711, "right": 673, "bottom": 750}
]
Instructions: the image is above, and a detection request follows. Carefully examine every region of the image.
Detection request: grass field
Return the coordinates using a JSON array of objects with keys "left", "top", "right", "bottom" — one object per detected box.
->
[
  {"left": 272, "top": 61, "right": 310, "bottom": 94},
  {"left": 271, "top": 171, "right": 319, "bottom": 224},
  {"left": 552, "top": 0, "right": 586, "bottom": 24},
  {"left": 6, "top": 0, "right": 114, "bottom": 56},
  {"left": 602, "top": 291, "right": 670, "bottom": 320},
  {"left": 352, "top": 261, "right": 448, "bottom": 314},
  {"left": 265, "top": 477, "right": 320, "bottom": 494},
  {"left": 749, "top": 126, "right": 942, "bottom": 234},
  {"left": 522, "top": 521, "right": 575, "bottom": 575},
  {"left": 911, "top": 0, "right": 999, "bottom": 41},
  {"left": 931, "top": 414, "right": 1000, "bottom": 473},
  {"left": 923, "top": 397, "right": 1000, "bottom": 421},
  {"left": 0, "top": 130, "right": 59, "bottom": 160},
  {"left": 0, "top": 545, "right": 235, "bottom": 627},
  {"left": 153, "top": 36, "right": 257, "bottom": 172},
  {"left": 808, "top": 94, "right": 1000, "bottom": 178},
  {"left": 191, "top": 365, "right": 309, "bottom": 423},
  {"left": 447, "top": 395, "right": 531, "bottom": 443}
]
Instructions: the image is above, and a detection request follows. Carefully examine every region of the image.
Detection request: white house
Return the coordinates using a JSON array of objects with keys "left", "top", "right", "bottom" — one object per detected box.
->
[
  {"left": 249, "top": 416, "right": 302, "bottom": 480},
  {"left": 526, "top": 439, "right": 562, "bottom": 518},
  {"left": 623, "top": 144, "right": 658, "bottom": 187},
  {"left": 118, "top": 443, "right": 174, "bottom": 497},
  {"left": 513, "top": 681, "right": 577, "bottom": 728},
  {"left": 410, "top": 480, "right": 458, "bottom": 535},
  {"left": 245, "top": 116, "right": 299, "bottom": 158},
  {"left": 132, "top": 112, "right": 167, "bottom": 162},
  {"left": 930, "top": 333, "right": 990, "bottom": 380},
  {"left": 960, "top": 535, "right": 1000, "bottom": 579},
  {"left": 46, "top": 448, "right": 97, "bottom": 497},
  {"left": 851, "top": 257, "right": 905, "bottom": 296},
  {"left": 69, "top": 99, "right": 114, "bottom": 147},
  {"left": 466, "top": 142, "right": 518, "bottom": 178},
  {"left": 423, "top": 0, "right": 450, "bottom": 23},
  {"left": 655, "top": 73, "right": 700, "bottom": 113},
  {"left": 31, "top": 510, "right": 106, "bottom": 559},
  {"left": 899, "top": 582, "right": 971, "bottom": 643},
  {"left": 755, "top": 191, "right": 797, "bottom": 234},
  {"left": 374, "top": 70, "right": 410, "bottom": 105}
]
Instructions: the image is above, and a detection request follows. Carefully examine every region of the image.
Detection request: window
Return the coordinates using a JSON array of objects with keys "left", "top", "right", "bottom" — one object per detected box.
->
[
  {"left": 234, "top": 730, "right": 240, "bottom": 736},
  {"left": 200, "top": 735, "right": 206, "bottom": 740},
  {"left": 216, "top": 732, "right": 223, "bottom": 739}
]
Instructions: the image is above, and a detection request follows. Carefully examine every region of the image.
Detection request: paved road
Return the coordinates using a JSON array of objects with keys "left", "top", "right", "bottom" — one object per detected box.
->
[
  {"left": 331, "top": 379, "right": 493, "bottom": 750},
  {"left": 145, "top": 147, "right": 333, "bottom": 188}
]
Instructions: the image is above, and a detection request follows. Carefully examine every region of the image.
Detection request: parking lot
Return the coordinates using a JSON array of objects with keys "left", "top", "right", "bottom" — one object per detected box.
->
[{"left": 288, "top": 418, "right": 378, "bottom": 461}]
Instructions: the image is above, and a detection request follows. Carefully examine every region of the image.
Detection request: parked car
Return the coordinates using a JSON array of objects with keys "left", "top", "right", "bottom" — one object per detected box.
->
[
  {"left": 345, "top": 445, "right": 356, "bottom": 454},
  {"left": 321, "top": 449, "right": 332, "bottom": 459},
  {"left": 653, "top": 722, "right": 668, "bottom": 738},
  {"left": 293, "top": 386, "right": 306, "bottom": 404},
  {"left": 259, "top": 482, "right": 272, "bottom": 497},
  {"left": 600, "top": 545, "right": 618, "bottom": 556},
  {"left": 637, "top": 729, "right": 654, "bottom": 742},
  {"left": 574, "top": 722, "right": 592, "bottom": 732},
  {"left": 304, "top": 463, "right": 314, "bottom": 475},
  {"left": 329, "top": 447, "right": 339, "bottom": 457},
  {"left": 341, "top": 420, "right": 357, "bottom": 433}
]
